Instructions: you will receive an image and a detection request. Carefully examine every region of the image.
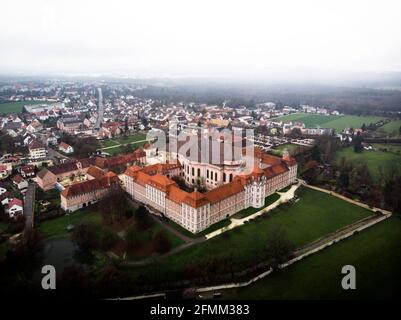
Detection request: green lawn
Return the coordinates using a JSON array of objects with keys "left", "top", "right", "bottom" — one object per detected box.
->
[
  {"left": 274, "top": 113, "right": 341, "bottom": 127},
  {"left": 232, "top": 193, "right": 280, "bottom": 219},
  {"left": 378, "top": 119, "right": 401, "bottom": 136},
  {"left": 336, "top": 145, "right": 401, "bottom": 180},
  {"left": 113, "top": 133, "right": 147, "bottom": 144},
  {"left": 101, "top": 141, "right": 149, "bottom": 156},
  {"left": 224, "top": 217, "right": 401, "bottom": 299},
  {"left": 274, "top": 113, "right": 383, "bottom": 132},
  {"left": 37, "top": 210, "right": 102, "bottom": 239},
  {"left": 37, "top": 209, "right": 184, "bottom": 260},
  {"left": 323, "top": 115, "right": 384, "bottom": 132},
  {"left": 166, "top": 217, "right": 232, "bottom": 238},
  {"left": 100, "top": 139, "right": 120, "bottom": 148},
  {"left": 121, "top": 187, "right": 373, "bottom": 285},
  {"left": 0, "top": 100, "right": 50, "bottom": 114},
  {"left": 127, "top": 222, "right": 185, "bottom": 261},
  {"left": 271, "top": 144, "right": 301, "bottom": 156},
  {"left": 100, "top": 133, "right": 148, "bottom": 148}
]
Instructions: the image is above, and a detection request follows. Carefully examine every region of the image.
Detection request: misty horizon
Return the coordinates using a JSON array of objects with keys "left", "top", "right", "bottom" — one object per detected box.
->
[{"left": 1, "top": 0, "right": 401, "bottom": 79}]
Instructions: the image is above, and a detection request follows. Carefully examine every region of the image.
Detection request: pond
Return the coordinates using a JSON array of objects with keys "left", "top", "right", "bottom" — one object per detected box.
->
[{"left": 33, "top": 237, "right": 90, "bottom": 281}]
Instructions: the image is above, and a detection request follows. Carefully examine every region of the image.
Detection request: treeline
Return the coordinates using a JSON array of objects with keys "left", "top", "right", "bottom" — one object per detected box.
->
[{"left": 131, "top": 83, "right": 401, "bottom": 115}]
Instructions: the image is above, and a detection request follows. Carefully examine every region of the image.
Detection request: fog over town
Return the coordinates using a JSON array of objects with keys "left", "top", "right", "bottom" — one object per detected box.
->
[{"left": 1, "top": 0, "right": 401, "bottom": 80}]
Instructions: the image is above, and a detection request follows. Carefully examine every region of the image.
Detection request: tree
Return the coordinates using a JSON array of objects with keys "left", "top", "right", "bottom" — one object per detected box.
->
[
  {"left": 71, "top": 222, "right": 99, "bottom": 252},
  {"left": 290, "top": 127, "right": 302, "bottom": 137},
  {"left": 152, "top": 230, "right": 172, "bottom": 254},
  {"left": 264, "top": 227, "right": 294, "bottom": 269},
  {"left": 399, "top": 125, "right": 401, "bottom": 136},
  {"left": 353, "top": 132, "right": 363, "bottom": 153},
  {"left": 99, "top": 187, "right": 128, "bottom": 225},
  {"left": 302, "top": 160, "right": 319, "bottom": 184},
  {"left": 310, "top": 145, "right": 321, "bottom": 162},
  {"left": 124, "top": 117, "right": 129, "bottom": 134},
  {"left": 100, "top": 229, "right": 120, "bottom": 251},
  {"left": 134, "top": 205, "right": 153, "bottom": 230},
  {"left": 125, "top": 225, "right": 145, "bottom": 251},
  {"left": 122, "top": 143, "right": 134, "bottom": 154},
  {"left": 361, "top": 123, "right": 366, "bottom": 132},
  {"left": 194, "top": 177, "right": 207, "bottom": 193},
  {"left": 141, "top": 117, "right": 148, "bottom": 128}
]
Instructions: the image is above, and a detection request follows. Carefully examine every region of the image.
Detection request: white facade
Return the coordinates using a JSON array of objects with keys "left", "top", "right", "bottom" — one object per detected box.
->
[{"left": 30, "top": 147, "right": 47, "bottom": 159}]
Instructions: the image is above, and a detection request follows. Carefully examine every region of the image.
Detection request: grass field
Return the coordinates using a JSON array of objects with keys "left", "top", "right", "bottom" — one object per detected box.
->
[
  {"left": 166, "top": 217, "right": 232, "bottom": 239},
  {"left": 37, "top": 210, "right": 103, "bottom": 239},
  {"left": 121, "top": 187, "right": 373, "bottom": 285},
  {"left": 102, "top": 141, "right": 149, "bottom": 155},
  {"left": 126, "top": 222, "right": 185, "bottom": 261},
  {"left": 0, "top": 100, "right": 50, "bottom": 114},
  {"left": 100, "top": 133, "right": 147, "bottom": 148},
  {"left": 274, "top": 113, "right": 384, "bottom": 132},
  {"left": 232, "top": 193, "right": 280, "bottom": 219},
  {"left": 224, "top": 217, "right": 401, "bottom": 299},
  {"left": 336, "top": 145, "right": 401, "bottom": 180},
  {"left": 271, "top": 143, "right": 300, "bottom": 156},
  {"left": 100, "top": 133, "right": 150, "bottom": 155},
  {"left": 37, "top": 209, "right": 184, "bottom": 260},
  {"left": 378, "top": 119, "right": 401, "bottom": 136}
]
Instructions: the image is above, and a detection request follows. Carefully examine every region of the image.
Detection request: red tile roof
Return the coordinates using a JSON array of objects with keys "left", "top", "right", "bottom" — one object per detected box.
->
[{"left": 8, "top": 198, "right": 23, "bottom": 209}]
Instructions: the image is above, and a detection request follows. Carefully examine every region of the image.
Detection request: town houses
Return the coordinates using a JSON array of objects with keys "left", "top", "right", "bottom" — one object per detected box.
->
[
  {"left": 61, "top": 169, "right": 119, "bottom": 212},
  {"left": 58, "top": 141, "right": 74, "bottom": 154}
]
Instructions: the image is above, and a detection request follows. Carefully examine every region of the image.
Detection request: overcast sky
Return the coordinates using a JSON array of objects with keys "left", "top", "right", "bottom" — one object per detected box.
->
[{"left": 1, "top": 0, "right": 401, "bottom": 78}]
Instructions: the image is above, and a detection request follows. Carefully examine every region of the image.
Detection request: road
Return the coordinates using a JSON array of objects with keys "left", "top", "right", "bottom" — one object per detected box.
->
[
  {"left": 23, "top": 183, "right": 36, "bottom": 234},
  {"left": 94, "top": 87, "right": 104, "bottom": 130},
  {"left": 46, "top": 147, "right": 71, "bottom": 165}
]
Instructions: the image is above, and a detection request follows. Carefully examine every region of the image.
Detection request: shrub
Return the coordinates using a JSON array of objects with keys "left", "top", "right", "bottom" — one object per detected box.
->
[
  {"left": 152, "top": 230, "right": 171, "bottom": 254},
  {"left": 135, "top": 205, "right": 153, "bottom": 230},
  {"left": 100, "top": 229, "right": 120, "bottom": 251},
  {"left": 71, "top": 222, "right": 100, "bottom": 252},
  {"left": 125, "top": 225, "right": 145, "bottom": 251}
]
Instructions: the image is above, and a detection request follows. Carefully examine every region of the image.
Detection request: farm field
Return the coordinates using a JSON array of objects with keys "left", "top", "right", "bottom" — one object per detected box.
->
[
  {"left": 0, "top": 100, "right": 50, "bottom": 114},
  {"left": 378, "top": 119, "right": 401, "bottom": 136},
  {"left": 274, "top": 113, "right": 384, "bottom": 132},
  {"left": 336, "top": 145, "right": 401, "bottom": 180},
  {"left": 224, "top": 217, "right": 401, "bottom": 299},
  {"left": 121, "top": 187, "right": 373, "bottom": 285}
]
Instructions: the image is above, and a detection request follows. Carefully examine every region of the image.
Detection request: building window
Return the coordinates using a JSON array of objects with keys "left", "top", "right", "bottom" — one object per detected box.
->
[
  {"left": 223, "top": 172, "right": 226, "bottom": 182},
  {"left": 207, "top": 170, "right": 209, "bottom": 179},
  {"left": 215, "top": 172, "right": 217, "bottom": 181},
  {"left": 192, "top": 167, "right": 194, "bottom": 176}
]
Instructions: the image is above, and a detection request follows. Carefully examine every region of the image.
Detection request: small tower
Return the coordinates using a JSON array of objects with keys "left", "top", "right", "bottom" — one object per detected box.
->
[{"left": 282, "top": 149, "right": 291, "bottom": 162}]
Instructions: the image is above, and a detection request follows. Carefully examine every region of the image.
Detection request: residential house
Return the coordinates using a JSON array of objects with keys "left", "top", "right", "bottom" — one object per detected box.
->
[
  {"left": 36, "top": 158, "right": 96, "bottom": 191},
  {"left": 58, "top": 142, "right": 74, "bottom": 154},
  {"left": 12, "top": 174, "right": 28, "bottom": 190},
  {"left": 26, "top": 119, "right": 43, "bottom": 133},
  {"left": 7, "top": 198, "right": 23, "bottom": 220},
  {"left": 61, "top": 171, "right": 119, "bottom": 212},
  {"left": 20, "top": 165, "right": 36, "bottom": 178},
  {"left": 0, "top": 164, "right": 10, "bottom": 179},
  {"left": 28, "top": 139, "right": 46, "bottom": 159},
  {"left": 57, "top": 117, "right": 83, "bottom": 134}
]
